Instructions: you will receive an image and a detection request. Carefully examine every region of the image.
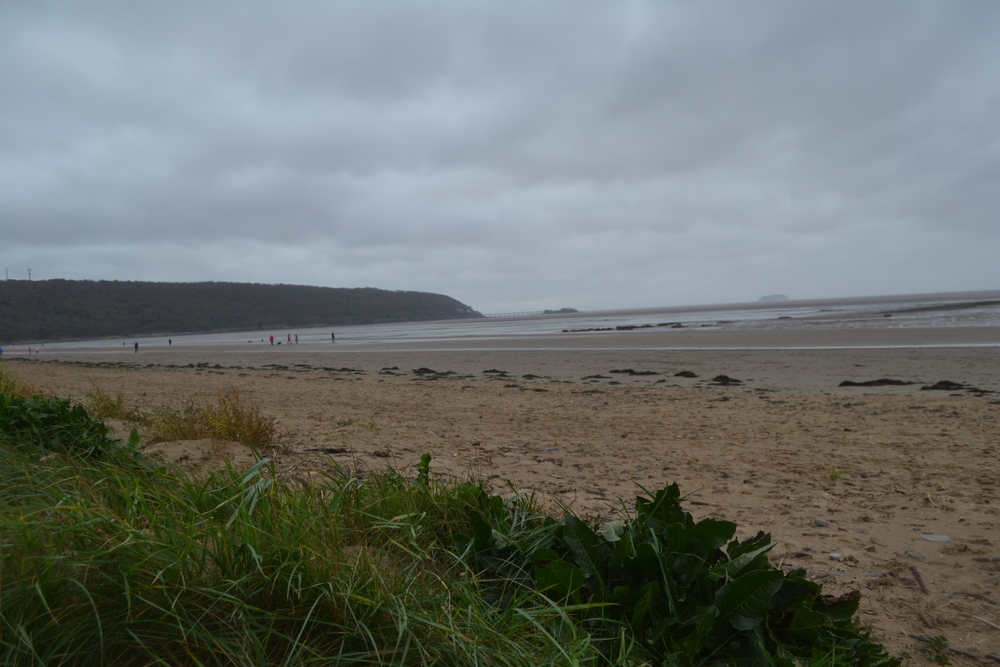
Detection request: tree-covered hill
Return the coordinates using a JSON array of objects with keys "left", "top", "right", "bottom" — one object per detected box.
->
[{"left": 0, "top": 280, "right": 482, "bottom": 342}]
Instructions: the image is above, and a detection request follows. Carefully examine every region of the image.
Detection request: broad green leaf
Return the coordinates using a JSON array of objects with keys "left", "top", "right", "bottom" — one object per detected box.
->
[
  {"left": 784, "top": 608, "right": 824, "bottom": 646},
  {"left": 630, "top": 580, "right": 661, "bottom": 631},
  {"left": 789, "top": 607, "right": 826, "bottom": 631},
  {"left": 612, "top": 585, "right": 633, "bottom": 606},
  {"left": 681, "top": 605, "right": 718, "bottom": 655},
  {"left": 711, "top": 539, "right": 776, "bottom": 582},
  {"left": 627, "top": 542, "right": 663, "bottom": 577},
  {"left": 600, "top": 519, "right": 625, "bottom": 542},
  {"left": 635, "top": 482, "right": 682, "bottom": 522},
  {"left": 469, "top": 510, "right": 493, "bottom": 553},
  {"left": 665, "top": 518, "right": 736, "bottom": 554},
  {"left": 720, "top": 627, "right": 775, "bottom": 667},
  {"left": 560, "top": 515, "right": 611, "bottom": 583},
  {"left": 481, "top": 493, "right": 506, "bottom": 526},
  {"left": 727, "top": 531, "right": 772, "bottom": 559},
  {"left": 671, "top": 553, "right": 707, "bottom": 590},
  {"left": 814, "top": 591, "right": 861, "bottom": 623},
  {"left": 530, "top": 547, "right": 561, "bottom": 568},
  {"left": 611, "top": 528, "right": 636, "bottom": 566},
  {"left": 535, "top": 559, "right": 586, "bottom": 601},
  {"left": 716, "top": 570, "right": 784, "bottom": 631},
  {"left": 769, "top": 575, "right": 818, "bottom": 612}
]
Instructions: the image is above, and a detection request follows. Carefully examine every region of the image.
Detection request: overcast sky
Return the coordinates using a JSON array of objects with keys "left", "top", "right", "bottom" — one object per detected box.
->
[{"left": 2, "top": 2, "right": 998, "bottom": 313}]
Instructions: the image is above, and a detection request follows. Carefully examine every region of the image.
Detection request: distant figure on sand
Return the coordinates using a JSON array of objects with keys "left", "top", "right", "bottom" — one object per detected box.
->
[
  {"left": 168, "top": 339, "right": 172, "bottom": 346},
  {"left": 269, "top": 335, "right": 275, "bottom": 346},
  {"left": 0, "top": 346, "right": 4, "bottom": 355},
  {"left": 294, "top": 334, "right": 298, "bottom": 344},
  {"left": 134, "top": 342, "right": 138, "bottom": 353},
  {"left": 287, "top": 333, "right": 291, "bottom": 343},
  {"left": 331, "top": 333, "right": 336, "bottom": 342}
]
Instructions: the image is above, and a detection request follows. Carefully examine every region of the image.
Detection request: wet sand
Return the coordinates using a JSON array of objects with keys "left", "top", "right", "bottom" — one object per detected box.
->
[{"left": 7, "top": 325, "right": 1000, "bottom": 660}]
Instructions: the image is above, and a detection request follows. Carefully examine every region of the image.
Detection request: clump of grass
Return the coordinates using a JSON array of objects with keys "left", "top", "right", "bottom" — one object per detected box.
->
[
  {"left": 335, "top": 418, "right": 380, "bottom": 431},
  {"left": 200, "top": 386, "right": 276, "bottom": 446},
  {"left": 86, "top": 386, "right": 145, "bottom": 423},
  {"left": 0, "top": 361, "right": 39, "bottom": 398},
  {"left": 88, "top": 385, "right": 277, "bottom": 449},
  {"left": 822, "top": 463, "right": 845, "bottom": 481},
  {"left": 918, "top": 635, "right": 952, "bottom": 666},
  {"left": 327, "top": 418, "right": 381, "bottom": 441}
]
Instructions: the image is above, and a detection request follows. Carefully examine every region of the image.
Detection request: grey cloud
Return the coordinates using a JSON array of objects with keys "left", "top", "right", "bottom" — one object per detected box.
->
[{"left": 2, "top": 1, "right": 998, "bottom": 311}]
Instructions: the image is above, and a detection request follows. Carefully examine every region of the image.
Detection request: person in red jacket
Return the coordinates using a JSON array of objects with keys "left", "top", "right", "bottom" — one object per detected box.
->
[{"left": 269, "top": 335, "right": 275, "bottom": 346}]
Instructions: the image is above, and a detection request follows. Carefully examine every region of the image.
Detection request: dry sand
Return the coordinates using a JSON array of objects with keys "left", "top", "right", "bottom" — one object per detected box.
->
[{"left": 8, "top": 327, "right": 1000, "bottom": 661}]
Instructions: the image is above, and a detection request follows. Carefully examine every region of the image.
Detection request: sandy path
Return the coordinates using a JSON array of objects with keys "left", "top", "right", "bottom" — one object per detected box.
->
[{"left": 7, "top": 339, "right": 1000, "bottom": 661}]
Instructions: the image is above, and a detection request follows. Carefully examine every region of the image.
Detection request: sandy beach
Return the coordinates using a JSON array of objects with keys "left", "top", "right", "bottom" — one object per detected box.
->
[{"left": 7, "top": 324, "right": 1000, "bottom": 660}]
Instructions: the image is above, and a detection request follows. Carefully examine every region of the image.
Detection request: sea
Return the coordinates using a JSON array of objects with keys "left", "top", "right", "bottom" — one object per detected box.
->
[{"left": 31, "top": 290, "right": 1000, "bottom": 351}]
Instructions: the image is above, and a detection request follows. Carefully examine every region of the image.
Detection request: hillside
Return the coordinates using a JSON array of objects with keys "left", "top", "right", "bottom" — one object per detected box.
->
[{"left": 0, "top": 280, "right": 481, "bottom": 342}]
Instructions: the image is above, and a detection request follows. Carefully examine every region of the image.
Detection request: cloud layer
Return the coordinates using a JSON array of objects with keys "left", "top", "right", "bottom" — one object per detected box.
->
[{"left": 2, "top": 2, "right": 998, "bottom": 311}]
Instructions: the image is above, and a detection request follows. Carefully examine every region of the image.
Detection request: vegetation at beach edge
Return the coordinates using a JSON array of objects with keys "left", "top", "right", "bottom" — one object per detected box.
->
[
  {"left": 0, "top": 368, "right": 898, "bottom": 666},
  {"left": 0, "top": 362, "right": 39, "bottom": 398},
  {"left": 88, "top": 385, "right": 277, "bottom": 449},
  {"left": 0, "top": 279, "right": 482, "bottom": 342}
]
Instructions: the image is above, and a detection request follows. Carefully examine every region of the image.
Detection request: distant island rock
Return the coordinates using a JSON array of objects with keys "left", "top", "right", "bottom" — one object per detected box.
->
[
  {"left": 758, "top": 294, "right": 790, "bottom": 302},
  {"left": 0, "top": 279, "right": 482, "bottom": 343},
  {"left": 544, "top": 308, "right": 579, "bottom": 314}
]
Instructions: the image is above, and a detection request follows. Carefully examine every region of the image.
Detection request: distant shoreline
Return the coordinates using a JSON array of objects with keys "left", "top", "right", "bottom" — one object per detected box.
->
[
  {"left": 6, "top": 288, "right": 998, "bottom": 350},
  {"left": 0, "top": 279, "right": 481, "bottom": 344},
  {"left": 567, "top": 288, "right": 1000, "bottom": 319}
]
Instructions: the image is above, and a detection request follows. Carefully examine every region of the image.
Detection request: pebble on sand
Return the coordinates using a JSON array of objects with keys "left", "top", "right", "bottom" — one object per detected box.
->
[{"left": 921, "top": 534, "right": 951, "bottom": 542}]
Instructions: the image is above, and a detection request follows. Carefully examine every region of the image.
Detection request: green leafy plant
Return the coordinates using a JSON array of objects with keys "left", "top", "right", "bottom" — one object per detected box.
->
[
  {"left": 416, "top": 452, "right": 432, "bottom": 486},
  {"left": 454, "top": 482, "right": 899, "bottom": 667},
  {"left": 0, "top": 393, "right": 134, "bottom": 461},
  {"left": 919, "top": 635, "right": 951, "bottom": 666}
]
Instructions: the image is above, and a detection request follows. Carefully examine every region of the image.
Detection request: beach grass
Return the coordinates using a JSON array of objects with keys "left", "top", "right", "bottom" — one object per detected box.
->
[
  {"left": 0, "top": 361, "right": 40, "bottom": 398},
  {"left": 88, "top": 385, "right": 277, "bottom": 449},
  {"left": 0, "top": 369, "right": 899, "bottom": 666},
  {"left": 0, "top": 428, "right": 577, "bottom": 665}
]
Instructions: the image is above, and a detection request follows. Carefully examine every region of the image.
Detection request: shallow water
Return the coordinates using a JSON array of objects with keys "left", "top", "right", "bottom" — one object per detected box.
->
[{"left": 32, "top": 289, "right": 1000, "bottom": 350}]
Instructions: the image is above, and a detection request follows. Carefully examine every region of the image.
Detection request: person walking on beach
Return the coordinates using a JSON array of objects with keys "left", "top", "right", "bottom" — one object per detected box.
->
[
  {"left": 294, "top": 334, "right": 298, "bottom": 344},
  {"left": 134, "top": 342, "right": 138, "bottom": 353},
  {"left": 331, "top": 332, "right": 336, "bottom": 342},
  {"left": 269, "top": 335, "right": 275, "bottom": 346},
  {"left": 169, "top": 339, "right": 172, "bottom": 346}
]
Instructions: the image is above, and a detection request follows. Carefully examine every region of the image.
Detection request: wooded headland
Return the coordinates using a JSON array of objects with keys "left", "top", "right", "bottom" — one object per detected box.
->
[{"left": 0, "top": 280, "right": 481, "bottom": 342}]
